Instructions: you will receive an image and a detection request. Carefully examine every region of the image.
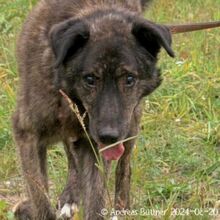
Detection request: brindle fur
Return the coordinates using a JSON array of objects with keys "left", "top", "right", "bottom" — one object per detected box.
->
[{"left": 13, "top": 0, "right": 174, "bottom": 219}]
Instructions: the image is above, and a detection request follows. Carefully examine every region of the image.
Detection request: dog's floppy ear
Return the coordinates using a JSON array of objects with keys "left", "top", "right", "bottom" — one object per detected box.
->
[
  {"left": 132, "top": 19, "right": 175, "bottom": 58},
  {"left": 50, "top": 19, "right": 90, "bottom": 67}
]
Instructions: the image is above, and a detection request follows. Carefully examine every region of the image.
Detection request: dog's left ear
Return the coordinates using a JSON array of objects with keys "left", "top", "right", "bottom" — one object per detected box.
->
[{"left": 132, "top": 19, "right": 175, "bottom": 58}]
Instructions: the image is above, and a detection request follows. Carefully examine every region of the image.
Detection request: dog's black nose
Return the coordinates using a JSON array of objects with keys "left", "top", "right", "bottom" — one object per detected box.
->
[{"left": 98, "top": 128, "right": 119, "bottom": 145}]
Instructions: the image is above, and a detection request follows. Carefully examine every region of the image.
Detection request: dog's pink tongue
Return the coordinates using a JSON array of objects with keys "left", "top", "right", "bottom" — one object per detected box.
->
[{"left": 99, "top": 143, "right": 125, "bottom": 161}]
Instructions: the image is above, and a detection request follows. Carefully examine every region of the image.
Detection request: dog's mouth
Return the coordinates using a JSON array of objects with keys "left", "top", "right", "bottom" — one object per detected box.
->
[{"left": 98, "top": 143, "right": 125, "bottom": 161}]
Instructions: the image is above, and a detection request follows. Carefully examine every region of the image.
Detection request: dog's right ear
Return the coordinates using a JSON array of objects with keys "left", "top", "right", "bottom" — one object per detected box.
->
[{"left": 49, "top": 19, "right": 90, "bottom": 67}]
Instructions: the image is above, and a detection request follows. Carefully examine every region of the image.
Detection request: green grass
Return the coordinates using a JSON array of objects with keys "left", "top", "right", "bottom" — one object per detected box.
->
[{"left": 0, "top": 0, "right": 219, "bottom": 219}]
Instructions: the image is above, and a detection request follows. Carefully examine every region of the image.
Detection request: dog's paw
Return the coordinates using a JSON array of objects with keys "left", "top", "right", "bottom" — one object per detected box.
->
[
  {"left": 111, "top": 216, "right": 118, "bottom": 220},
  {"left": 57, "top": 203, "right": 78, "bottom": 220},
  {"left": 13, "top": 199, "right": 33, "bottom": 220}
]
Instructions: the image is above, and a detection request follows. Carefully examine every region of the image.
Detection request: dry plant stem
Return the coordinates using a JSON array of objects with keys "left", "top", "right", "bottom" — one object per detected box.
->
[
  {"left": 98, "top": 135, "right": 138, "bottom": 153},
  {"left": 59, "top": 89, "right": 113, "bottom": 208},
  {"left": 59, "top": 89, "right": 101, "bottom": 166}
]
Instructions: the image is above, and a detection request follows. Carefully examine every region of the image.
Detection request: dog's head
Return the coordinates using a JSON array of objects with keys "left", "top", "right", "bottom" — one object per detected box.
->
[{"left": 50, "top": 10, "right": 174, "bottom": 160}]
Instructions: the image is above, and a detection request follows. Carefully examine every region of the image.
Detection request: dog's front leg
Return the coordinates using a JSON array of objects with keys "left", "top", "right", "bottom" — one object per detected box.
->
[
  {"left": 79, "top": 143, "right": 110, "bottom": 220},
  {"left": 57, "top": 140, "right": 80, "bottom": 219},
  {"left": 13, "top": 128, "right": 55, "bottom": 220}
]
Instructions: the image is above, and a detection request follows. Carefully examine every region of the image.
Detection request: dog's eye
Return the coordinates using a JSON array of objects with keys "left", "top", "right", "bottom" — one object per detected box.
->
[
  {"left": 125, "top": 74, "right": 136, "bottom": 87},
  {"left": 83, "top": 74, "right": 97, "bottom": 87}
]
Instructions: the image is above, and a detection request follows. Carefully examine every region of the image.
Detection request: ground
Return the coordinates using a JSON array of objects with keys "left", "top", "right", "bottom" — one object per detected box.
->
[{"left": 0, "top": 0, "right": 219, "bottom": 219}]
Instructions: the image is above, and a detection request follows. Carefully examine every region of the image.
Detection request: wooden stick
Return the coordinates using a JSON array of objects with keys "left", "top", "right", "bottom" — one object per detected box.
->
[{"left": 167, "top": 21, "right": 220, "bottom": 34}]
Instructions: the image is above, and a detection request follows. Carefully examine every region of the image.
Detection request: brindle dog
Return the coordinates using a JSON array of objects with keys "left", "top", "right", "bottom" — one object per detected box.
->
[{"left": 13, "top": 0, "right": 174, "bottom": 219}]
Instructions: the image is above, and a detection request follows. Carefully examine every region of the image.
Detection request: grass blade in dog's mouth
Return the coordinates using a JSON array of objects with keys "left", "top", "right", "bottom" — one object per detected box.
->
[
  {"left": 99, "top": 143, "right": 125, "bottom": 161},
  {"left": 98, "top": 135, "right": 138, "bottom": 161}
]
